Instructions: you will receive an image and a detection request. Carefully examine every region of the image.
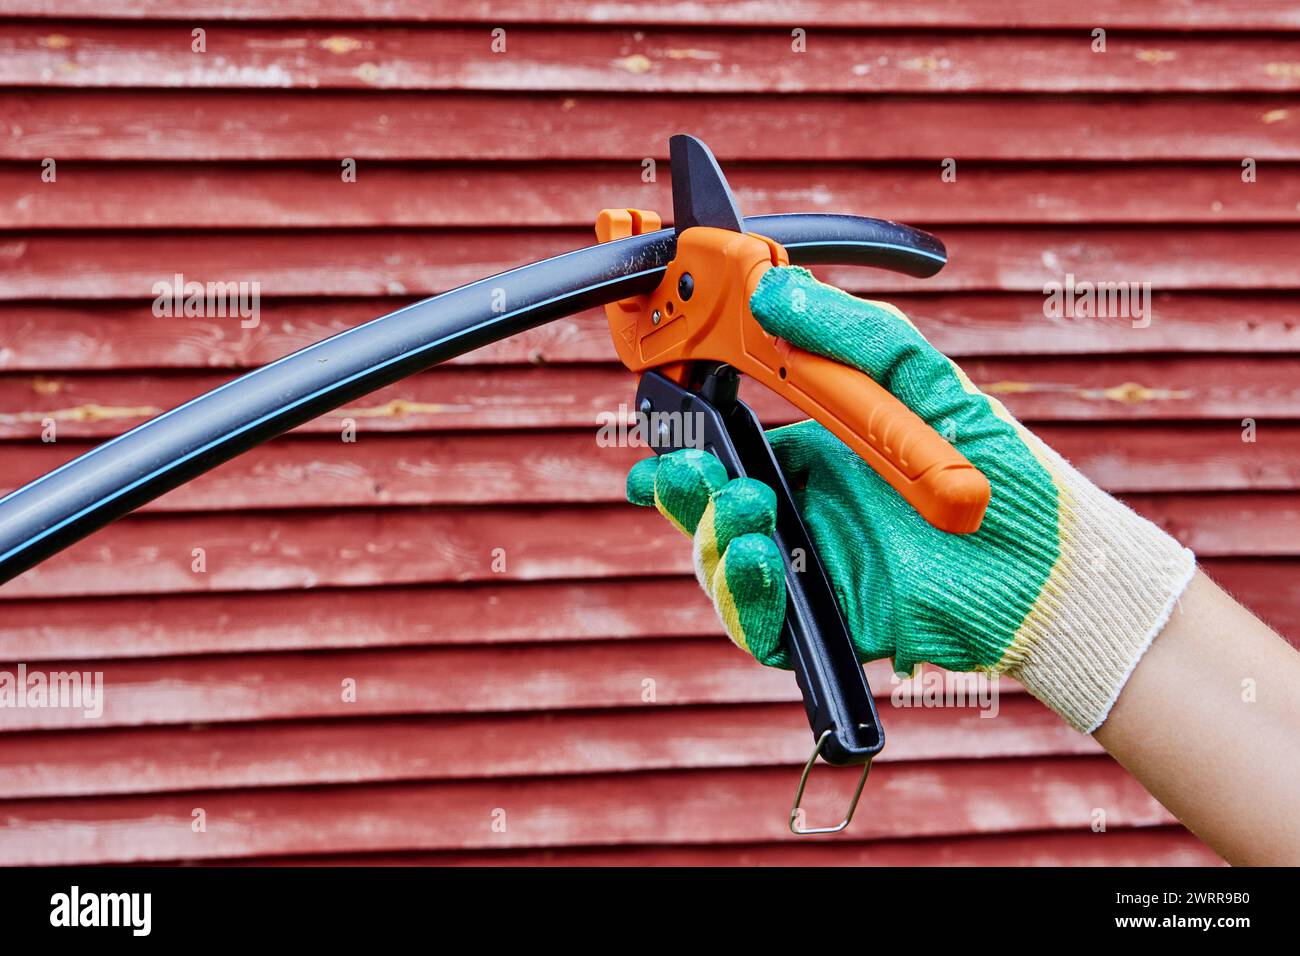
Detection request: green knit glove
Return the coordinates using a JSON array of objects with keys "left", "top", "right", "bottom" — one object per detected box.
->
[
  {"left": 628, "top": 266, "right": 1196, "bottom": 732},
  {"left": 627, "top": 449, "right": 791, "bottom": 666}
]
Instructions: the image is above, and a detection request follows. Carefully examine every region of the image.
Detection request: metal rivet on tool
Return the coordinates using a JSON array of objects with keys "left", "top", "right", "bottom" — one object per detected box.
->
[
  {"left": 638, "top": 398, "right": 653, "bottom": 415},
  {"left": 678, "top": 272, "right": 694, "bottom": 301},
  {"left": 651, "top": 310, "right": 661, "bottom": 325}
]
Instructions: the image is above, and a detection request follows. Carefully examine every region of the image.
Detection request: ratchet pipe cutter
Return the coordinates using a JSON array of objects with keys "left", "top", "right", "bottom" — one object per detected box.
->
[{"left": 0, "top": 135, "right": 989, "bottom": 834}]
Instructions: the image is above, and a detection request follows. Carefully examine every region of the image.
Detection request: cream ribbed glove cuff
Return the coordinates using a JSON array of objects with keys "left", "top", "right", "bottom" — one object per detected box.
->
[{"left": 1003, "top": 440, "right": 1197, "bottom": 733}]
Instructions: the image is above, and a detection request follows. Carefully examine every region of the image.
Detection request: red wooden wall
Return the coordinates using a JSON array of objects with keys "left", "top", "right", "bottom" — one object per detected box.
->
[{"left": 1, "top": 1, "right": 1296, "bottom": 865}]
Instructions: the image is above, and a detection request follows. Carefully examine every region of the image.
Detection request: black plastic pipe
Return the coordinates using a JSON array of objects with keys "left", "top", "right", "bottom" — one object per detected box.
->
[{"left": 0, "top": 213, "right": 945, "bottom": 584}]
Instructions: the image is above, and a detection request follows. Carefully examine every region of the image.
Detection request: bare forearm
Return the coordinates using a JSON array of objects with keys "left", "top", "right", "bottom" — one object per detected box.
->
[{"left": 1093, "top": 569, "right": 1300, "bottom": 865}]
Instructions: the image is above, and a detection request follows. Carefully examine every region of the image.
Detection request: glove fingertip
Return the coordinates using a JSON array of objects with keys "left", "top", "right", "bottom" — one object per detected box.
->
[
  {"left": 654, "top": 449, "right": 728, "bottom": 532},
  {"left": 626, "top": 456, "right": 659, "bottom": 507},
  {"left": 712, "top": 476, "right": 777, "bottom": 540},
  {"left": 714, "top": 533, "right": 788, "bottom": 669}
]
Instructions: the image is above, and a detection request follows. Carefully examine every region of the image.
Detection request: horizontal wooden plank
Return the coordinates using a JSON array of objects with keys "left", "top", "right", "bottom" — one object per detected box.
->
[
  {"left": 0, "top": 638, "right": 926, "bottom": 730},
  {"left": 6, "top": 228, "right": 1298, "bottom": 302},
  {"left": 1, "top": 557, "right": 1288, "bottom": 661},
  {"left": 1201, "top": 558, "right": 1300, "bottom": 638},
  {"left": 0, "top": 696, "right": 1090, "bottom": 798},
  {"left": 1041, "top": 424, "right": 1300, "bottom": 493},
  {"left": 7, "top": 25, "right": 1299, "bottom": 93},
  {"left": 3, "top": 293, "right": 1297, "bottom": 374},
  {"left": 7, "top": 162, "right": 1299, "bottom": 230},
  {"left": 957, "top": 355, "right": 1300, "bottom": 422},
  {"left": 0, "top": 493, "right": 1292, "bottom": 601},
  {"left": 246, "top": 827, "right": 1221, "bottom": 866},
  {"left": 0, "top": 577, "right": 719, "bottom": 660},
  {"left": 0, "top": 431, "right": 647, "bottom": 510},
  {"left": 3, "top": 0, "right": 1295, "bottom": 31},
  {"left": 890, "top": 292, "right": 1300, "bottom": 356},
  {"left": 1128, "top": 493, "right": 1300, "bottom": 558},
  {"left": 1, "top": 355, "right": 1296, "bottom": 448},
  {"left": 0, "top": 756, "right": 1174, "bottom": 865},
  {"left": 0, "top": 503, "right": 683, "bottom": 599},
  {"left": 0, "top": 298, "right": 613, "bottom": 369},
  {"left": 4, "top": 92, "right": 1296, "bottom": 161},
  {"left": 3, "top": 424, "right": 1296, "bottom": 517},
  {"left": 0, "top": 365, "right": 640, "bottom": 438}
]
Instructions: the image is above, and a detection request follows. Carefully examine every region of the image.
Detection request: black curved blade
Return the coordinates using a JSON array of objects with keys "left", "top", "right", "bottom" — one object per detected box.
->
[{"left": 670, "top": 133, "right": 745, "bottom": 234}]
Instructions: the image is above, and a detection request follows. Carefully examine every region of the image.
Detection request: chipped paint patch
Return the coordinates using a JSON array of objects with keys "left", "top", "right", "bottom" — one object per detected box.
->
[
  {"left": 901, "top": 55, "right": 948, "bottom": 73},
  {"left": 320, "top": 36, "right": 364, "bottom": 55},
  {"left": 244, "top": 37, "right": 309, "bottom": 50},
  {"left": 0, "top": 404, "right": 161, "bottom": 425},
  {"left": 354, "top": 62, "right": 381, "bottom": 83},
  {"left": 661, "top": 47, "right": 721, "bottom": 61},
  {"left": 31, "top": 377, "right": 62, "bottom": 396},
  {"left": 1136, "top": 49, "right": 1177, "bottom": 65},
  {"left": 1262, "top": 108, "right": 1290, "bottom": 124},
  {"left": 614, "top": 54, "right": 653, "bottom": 74},
  {"left": 1265, "top": 62, "right": 1300, "bottom": 79},
  {"left": 335, "top": 398, "right": 474, "bottom": 418},
  {"left": 980, "top": 381, "right": 1190, "bottom": 404},
  {"left": 1085, "top": 382, "right": 1191, "bottom": 403},
  {"left": 40, "top": 34, "right": 72, "bottom": 49},
  {"left": 982, "top": 381, "right": 1033, "bottom": 395}
]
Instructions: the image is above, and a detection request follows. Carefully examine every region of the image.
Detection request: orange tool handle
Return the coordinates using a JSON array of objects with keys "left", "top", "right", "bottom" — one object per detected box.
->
[{"left": 755, "top": 344, "right": 990, "bottom": 535}]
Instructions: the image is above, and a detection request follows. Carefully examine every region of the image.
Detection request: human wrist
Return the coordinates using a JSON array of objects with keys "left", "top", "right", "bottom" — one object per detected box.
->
[{"left": 1002, "top": 441, "right": 1197, "bottom": 732}]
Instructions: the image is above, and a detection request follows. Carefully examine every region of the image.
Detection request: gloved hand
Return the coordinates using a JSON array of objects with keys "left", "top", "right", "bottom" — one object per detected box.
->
[{"left": 627, "top": 266, "right": 1196, "bottom": 732}]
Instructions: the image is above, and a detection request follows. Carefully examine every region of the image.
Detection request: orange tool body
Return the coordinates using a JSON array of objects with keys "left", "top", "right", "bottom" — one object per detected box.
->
[{"left": 596, "top": 211, "right": 991, "bottom": 535}]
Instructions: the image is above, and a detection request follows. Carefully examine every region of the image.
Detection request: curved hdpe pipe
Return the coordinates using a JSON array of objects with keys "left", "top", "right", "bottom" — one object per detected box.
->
[{"left": 0, "top": 214, "right": 945, "bottom": 584}]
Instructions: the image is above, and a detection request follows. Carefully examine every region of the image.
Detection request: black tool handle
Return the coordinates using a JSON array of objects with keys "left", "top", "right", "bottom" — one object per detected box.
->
[{"left": 636, "top": 369, "right": 884, "bottom": 766}]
